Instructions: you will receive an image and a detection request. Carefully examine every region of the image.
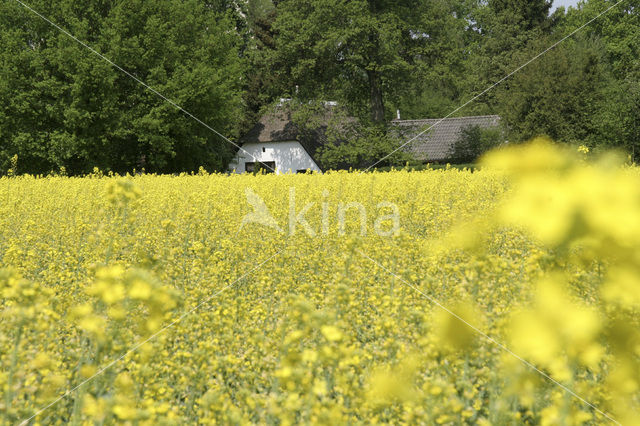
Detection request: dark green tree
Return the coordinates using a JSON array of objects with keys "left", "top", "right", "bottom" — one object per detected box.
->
[
  {"left": 0, "top": 0, "right": 244, "bottom": 175},
  {"left": 561, "top": 0, "right": 639, "bottom": 80},
  {"left": 240, "top": 0, "right": 283, "bottom": 133},
  {"left": 389, "top": 0, "right": 476, "bottom": 120},
  {"left": 557, "top": 0, "right": 640, "bottom": 158},
  {"left": 449, "top": 124, "right": 504, "bottom": 163},
  {"left": 461, "top": 0, "right": 556, "bottom": 114},
  {"left": 490, "top": 0, "right": 553, "bottom": 31},
  {"left": 495, "top": 36, "right": 612, "bottom": 145},
  {"left": 272, "top": 0, "right": 464, "bottom": 124}
]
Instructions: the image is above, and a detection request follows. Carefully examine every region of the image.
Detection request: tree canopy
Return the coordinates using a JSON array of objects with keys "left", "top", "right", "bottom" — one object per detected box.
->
[
  {"left": 272, "top": 0, "right": 464, "bottom": 124},
  {"left": 0, "top": 0, "right": 244, "bottom": 174},
  {"left": 0, "top": 0, "right": 638, "bottom": 174}
]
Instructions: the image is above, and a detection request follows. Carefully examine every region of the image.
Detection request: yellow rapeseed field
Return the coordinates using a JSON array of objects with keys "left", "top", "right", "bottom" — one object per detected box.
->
[{"left": 1, "top": 140, "right": 639, "bottom": 425}]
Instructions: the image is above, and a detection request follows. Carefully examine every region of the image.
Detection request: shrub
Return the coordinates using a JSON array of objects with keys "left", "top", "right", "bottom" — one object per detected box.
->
[{"left": 449, "top": 125, "right": 504, "bottom": 163}]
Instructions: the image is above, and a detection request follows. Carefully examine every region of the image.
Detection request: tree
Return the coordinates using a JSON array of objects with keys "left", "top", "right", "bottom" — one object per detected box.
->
[
  {"left": 557, "top": 0, "right": 640, "bottom": 158},
  {"left": 284, "top": 100, "right": 412, "bottom": 169},
  {"left": 0, "top": 0, "right": 245, "bottom": 175},
  {"left": 239, "top": 0, "right": 283, "bottom": 133},
  {"left": 495, "top": 36, "right": 612, "bottom": 145},
  {"left": 388, "top": 0, "right": 476, "bottom": 120},
  {"left": 460, "top": 0, "right": 556, "bottom": 114},
  {"left": 560, "top": 0, "right": 639, "bottom": 80},
  {"left": 449, "top": 124, "right": 504, "bottom": 163},
  {"left": 490, "top": 0, "right": 552, "bottom": 31},
  {"left": 595, "top": 76, "right": 640, "bottom": 159},
  {"left": 272, "top": 0, "right": 464, "bottom": 124}
]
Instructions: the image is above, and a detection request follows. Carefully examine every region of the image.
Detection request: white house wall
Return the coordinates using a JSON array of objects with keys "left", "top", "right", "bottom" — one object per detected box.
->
[{"left": 229, "top": 141, "right": 321, "bottom": 174}]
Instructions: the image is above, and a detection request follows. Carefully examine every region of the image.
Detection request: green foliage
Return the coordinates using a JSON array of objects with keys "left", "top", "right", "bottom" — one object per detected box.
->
[
  {"left": 386, "top": 0, "right": 472, "bottom": 120},
  {"left": 287, "top": 101, "right": 412, "bottom": 170},
  {"left": 595, "top": 77, "right": 640, "bottom": 159},
  {"left": 239, "top": 0, "right": 282, "bottom": 134},
  {"left": 560, "top": 0, "right": 640, "bottom": 80},
  {"left": 496, "top": 36, "right": 611, "bottom": 145},
  {"left": 460, "top": 0, "right": 557, "bottom": 114},
  {"left": 1, "top": 0, "right": 638, "bottom": 173},
  {"left": 558, "top": 0, "right": 640, "bottom": 159},
  {"left": 272, "top": 0, "right": 463, "bottom": 123},
  {"left": 316, "top": 125, "right": 412, "bottom": 170},
  {"left": 0, "top": 0, "right": 244, "bottom": 175},
  {"left": 489, "top": 0, "right": 553, "bottom": 31},
  {"left": 449, "top": 125, "right": 504, "bottom": 164}
]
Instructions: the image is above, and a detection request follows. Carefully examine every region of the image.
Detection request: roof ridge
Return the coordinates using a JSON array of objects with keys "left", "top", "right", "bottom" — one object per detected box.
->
[{"left": 392, "top": 115, "right": 500, "bottom": 124}]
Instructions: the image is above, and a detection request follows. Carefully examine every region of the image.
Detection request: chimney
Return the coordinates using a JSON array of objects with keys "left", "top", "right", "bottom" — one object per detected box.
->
[{"left": 396, "top": 109, "right": 401, "bottom": 120}]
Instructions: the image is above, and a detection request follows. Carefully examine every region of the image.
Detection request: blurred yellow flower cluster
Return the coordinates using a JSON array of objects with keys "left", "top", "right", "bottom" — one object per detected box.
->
[
  {"left": 0, "top": 147, "right": 637, "bottom": 424},
  {"left": 482, "top": 139, "right": 640, "bottom": 424}
]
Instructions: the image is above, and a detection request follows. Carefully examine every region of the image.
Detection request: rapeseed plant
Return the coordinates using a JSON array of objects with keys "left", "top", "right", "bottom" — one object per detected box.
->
[{"left": 0, "top": 142, "right": 637, "bottom": 424}]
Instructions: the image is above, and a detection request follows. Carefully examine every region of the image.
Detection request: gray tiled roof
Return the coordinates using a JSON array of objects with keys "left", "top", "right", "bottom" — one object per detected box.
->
[
  {"left": 240, "top": 109, "right": 298, "bottom": 144},
  {"left": 391, "top": 115, "right": 501, "bottom": 162}
]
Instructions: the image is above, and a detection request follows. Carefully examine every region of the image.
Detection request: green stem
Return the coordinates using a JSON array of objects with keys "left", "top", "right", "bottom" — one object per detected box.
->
[
  {"left": 69, "top": 339, "right": 90, "bottom": 426},
  {"left": 5, "top": 324, "right": 24, "bottom": 425}
]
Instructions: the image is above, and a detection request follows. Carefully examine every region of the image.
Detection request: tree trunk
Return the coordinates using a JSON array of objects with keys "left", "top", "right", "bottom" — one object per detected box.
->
[{"left": 367, "top": 70, "right": 385, "bottom": 124}]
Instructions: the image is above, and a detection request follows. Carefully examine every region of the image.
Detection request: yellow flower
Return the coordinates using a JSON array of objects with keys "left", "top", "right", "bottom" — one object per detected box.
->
[
  {"left": 367, "top": 369, "right": 414, "bottom": 404},
  {"left": 320, "top": 325, "right": 343, "bottom": 342},
  {"left": 312, "top": 379, "right": 328, "bottom": 396},
  {"left": 113, "top": 403, "right": 138, "bottom": 420},
  {"left": 3, "top": 145, "right": 640, "bottom": 423},
  {"left": 83, "top": 395, "right": 107, "bottom": 419},
  {"left": 602, "top": 266, "right": 640, "bottom": 309},
  {"left": 80, "top": 364, "right": 97, "bottom": 378},
  {"left": 31, "top": 353, "right": 52, "bottom": 370},
  {"left": 433, "top": 302, "right": 482, "bottom": 352},
  {"left": 129, "top": 279, "right": 152, "bottom": 300},
  {"left": 77, "top": 315, "right": 107, "bottom": 341}
]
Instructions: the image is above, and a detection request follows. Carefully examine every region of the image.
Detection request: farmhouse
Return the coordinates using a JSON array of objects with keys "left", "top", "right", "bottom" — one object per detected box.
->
[
  {"left": 391, "top": 115, "right": 502, "bottom": 162},
  {"left": 229, "top": 106, "right": 325, "bottom": 174},
  {"left": 231, "top": 108, "right": 502, "bottom": 172}
]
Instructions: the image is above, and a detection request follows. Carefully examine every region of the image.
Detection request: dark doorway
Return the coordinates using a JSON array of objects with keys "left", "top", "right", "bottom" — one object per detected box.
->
[{"left": 245, "top": 161, "right": 276, "bottom": 173}]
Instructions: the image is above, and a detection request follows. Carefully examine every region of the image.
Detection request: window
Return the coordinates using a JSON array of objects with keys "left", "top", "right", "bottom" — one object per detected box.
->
[
  {"left": 297, "top": 169, "right": 310, "bottom": 174},
  {"left": 245, "top": 161, "right": 276, "bottom": 174},
  {"left": 262, "top": 147, "right": 266, "bottom": 153}
]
